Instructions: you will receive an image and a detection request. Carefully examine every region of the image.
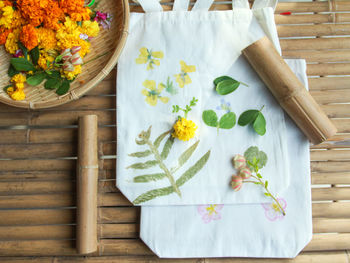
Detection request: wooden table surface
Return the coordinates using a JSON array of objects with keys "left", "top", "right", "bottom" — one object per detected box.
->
[{"left": 1, "top": 1, "right": 350, "bottom": 262}]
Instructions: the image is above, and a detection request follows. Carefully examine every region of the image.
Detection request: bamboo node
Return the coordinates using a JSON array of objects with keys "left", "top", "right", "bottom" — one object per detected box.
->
[
  {"left": 29, "top": 101, "right": 35, "bottom": 110},
  {"left": 101, "top": 69, "right": 109, "bottom": 76},
  {"left": 70, "top": 90, "right": 79, "bottom": 101}
]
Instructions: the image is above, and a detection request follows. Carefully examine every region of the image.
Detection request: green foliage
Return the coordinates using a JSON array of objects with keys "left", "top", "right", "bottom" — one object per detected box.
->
[
  {"left": 164, "top": 77, "right": 177, "bottom": 95},
  {"left": 214, "top": 75, "right": 248, "bottom": 95},
  {"left": 44, "top": 78, "right": 61, "bottom": 90},
  {"left": 238, "top": 106, "right": 266, "bottom": 136},
  {"left": 244, "top": 146, "right": 268, "bottom": 170},
  {"left": 129, "top": 126, "right": 210, "bottom": 204},
  {"left": 26, "top": 72, "right": 47, "bottom": 86},
  {"left": 172, "top": 97, "right": 198, "bottom": 118},
  {"left": 56, "top": 80, "right": 70, "bottom": 95},
  {"left": 202, "top": 110, "right": 236, "bottom": 131},
  {"left": 2, "top": 84, "right": 12, "bottom": 93},
  {"left": 8, "top": 65, "right": 19, "bottom": 77},
  {"left": 10, "top": 58, "right": 36, "bottom": 71},
  {"left": 18, "top": 42, "right": 28, "bottom": 60},
  {"left": 30, "top": 46, "right": 40, "bottom": 65},
  {"left": 213, "top": 75, "right": 233, "bottom": 86}
]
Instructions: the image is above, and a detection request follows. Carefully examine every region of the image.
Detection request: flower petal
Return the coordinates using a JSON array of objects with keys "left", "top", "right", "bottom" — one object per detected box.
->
[
  {"left": 141, "top": 89, "right": 149, "bottom": 96},
  {"left": 142, "top": 80, "right": 156, "bottom": 90},
  {"left": 146, "top": 95, "right": 158, "bottom": 106},
  {"left": 159, "top": 96, "right": 169, "bottom": 104},
  {"left": 151, "top": 51, "right": 164, "bottom": 59},
  {"left": 139, "top": 47, "right": 148, "bottom": 57}
]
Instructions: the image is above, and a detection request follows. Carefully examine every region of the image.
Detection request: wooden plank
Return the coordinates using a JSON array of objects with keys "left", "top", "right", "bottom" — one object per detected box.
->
[
  {"left": 283, "top": 50, "right": 350, "bottom": 63},
  {"left": 307, "top": 63, "right": 350, "bottom": 76},
  {"left": 312, "top": 187, "right": 350, "bottom": 201},
  {"left": 0, "top": 225, "right": 74, "bottom": 240},
  {"left": 0, "top": 171, "right": 73, "bottom": 181},
  {"left": 310, "top": 150, "right": 350, "bottom": 161},
  {"left": 311, "top": 90, "right": 350, "bottom": 104},
  {"left": 275, "top": 1, "right": 350, "bottom": 13},
  {"left": 321, "top": 104, "right": 350, "bottom": 118},
  {"left": 313, "top": 218, "right": 350, "bottom": 233},
  {"left": 0, "top": 129, "right": 27, "bottom": 144},
  {"left": 99, "top": 207, "right": 139, "bottom": 223},
  {"left": 100, "top": 239, "right": 152, "bottom": 256},
  {"left": 312, "top": 202, "right": 350, "bottom": 218},
  {"left": 311, "top": 161, "right": 350, "bottom": 173},
  {"left": 280, "top": 38, "right": 350, "bottom": 51},
  {"left": 0, "top": 160, "right": 75, "bottom": 172},
  {"left": 308, "top": 77, "right": 350, "bottom": 91},
  {"left": 0, "top": 194, "right": 75, "bottom": 209},
  {"left": 278, "top": 24, "right": 350, "bottom": 38},
  {"left": 100, "top": 224, "right": 138, "bottom": 239},
  {"left": 330, "top": 119, "right": 350, "bottom": 134},
  {"left": 304, "top": 233, "right": 350, "bottom": 251},
  {"left": 275, "top": 13, "right": 350, "bottom": 25},
  {"left": 0, "top": 181, "right": 74, "bottom": 195},
  {"left": 311, "top": 134, "right": 350, "bottom": 149},
  {"left": 312, "top": 172, "right": 350, "bottom": 185}
]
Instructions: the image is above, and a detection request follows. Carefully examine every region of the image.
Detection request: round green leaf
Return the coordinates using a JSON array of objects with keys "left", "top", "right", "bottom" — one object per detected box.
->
[
  {"left": 238, "top": 110, "right": 259, "bottom": 126},
  {"left": 213, "top": 76, "right": 233, "bottom": 86},
  {"left": 44, "top": 78, "right": 61, "bottom": 90},
  {"left": 56, "top": 80, "right": 70, "bottom": 95},
  {"left": 10, "top": 58, "right": 36, "bottom": 71},
  {"left": 26, "top": 72, "right": 47, "bottom": 86},
  {"left": 219, "top": 112, "right": 236, "bottom": 129},
  {"left": 202, "top": 110, "right": 218, "bottom": 127},
  {"left": 253, "top": 112, "right": 266, "bottom": 136},
  {"left": 216, "top": 79, "right": 240, "bottom": 95}
]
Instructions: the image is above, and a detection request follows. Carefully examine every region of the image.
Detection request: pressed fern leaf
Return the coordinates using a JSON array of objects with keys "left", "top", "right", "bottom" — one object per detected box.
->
[
  {"left": 127, "top": 160, "right": 158, "bottom": 169},
  {"left": 178, "top": 140, "right": 199, "bottom": 167},
  {"left": 133, "top": 186, "right": 174, "bottom": 204},
  {"left": 160, "top": 136, "right": 174, "bottom": 160},
  {"left": 133, "top": 173, "right": 166, "bottom": 183},
  {"left": 129, "top": 150, "right": 152, "bottom": 158},
  {"left": 154, "top": 130, "right": 171, "bottom": 148}
]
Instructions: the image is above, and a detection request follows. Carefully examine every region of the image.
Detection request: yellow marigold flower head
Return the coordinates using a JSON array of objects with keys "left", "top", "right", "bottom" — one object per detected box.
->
[
  {"left": 10, "top": 10, "right": 25, "bottom": 29},
  {"left": 4, "top": 30, "right": 18, "bottom": 54},
  {"left": 172, "top": 118, "right": 197, "bottom": 141},
  {"left": 62, "top": 64, "right": 82, "bottom": 80},
  {"left": 6, "top": 86, "right": 14, "bottom": 95},
  {"left": 81, "top": 20, "right": 99, "bottom": 37},
  {"left": 10, "top": 89, "right": 26, "bottom": 101},
  {"left": 37, "top": 27, "right": 57, "bottom": 50},
  {"left": 15, "top": 82, "right": 24, "bottom": 89},
  {"left": 0, "top": 5, "right": 14, "bottom": 29},
  {"left": 11, "top": 73, "right": 26, "bottom": 84}
]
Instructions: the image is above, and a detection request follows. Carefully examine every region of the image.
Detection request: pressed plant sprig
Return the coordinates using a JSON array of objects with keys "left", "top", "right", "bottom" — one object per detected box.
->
[
  {"left": 214, "top": 75, "right": 249, "bottom": 95},
  {"left": 172, "top": 97, "right": 198, "bottom": 119},
  {"left": 238, "top": 105, "right": 266, "bottom": 136},
  {"left": 231, "top": 146, "right": 285, "bottom": 216}
]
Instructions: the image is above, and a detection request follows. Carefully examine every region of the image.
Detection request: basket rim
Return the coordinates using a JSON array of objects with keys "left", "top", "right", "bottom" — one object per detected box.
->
[{"left": 0, "top": 0, "right": 130, "bottom": 110}]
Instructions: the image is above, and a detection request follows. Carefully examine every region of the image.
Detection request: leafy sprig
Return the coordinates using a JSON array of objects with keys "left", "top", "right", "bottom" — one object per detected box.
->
[
  {"left": 202, "top": 109, "right": 236, "bottom": 134},
  {"left": 172, "top": 97, "right": 198, "bottom": 118},
  {"left": 238, "top": 105, "right": 266, "bottom": 136}
]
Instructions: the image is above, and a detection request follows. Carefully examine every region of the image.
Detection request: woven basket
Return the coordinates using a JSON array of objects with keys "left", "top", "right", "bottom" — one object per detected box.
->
[{"left": 0, "top": 0, "right": 129, "bottom": 109}]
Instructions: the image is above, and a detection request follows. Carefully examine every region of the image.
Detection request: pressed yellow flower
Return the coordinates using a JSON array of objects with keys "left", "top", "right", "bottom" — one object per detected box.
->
[
  {"left": 4, "top": 28, "right": 19, "bottom": 54},
  {"left": 174, "top": 60, "right": 196, "bottom": 88},
  {"left": 141, "top": 80, "right": 169, "bottom": 106},
  {"left": 62, "top": 64, "right": 82, "bottom": 80},
  {"left": 37, "top": 27, "right": 57, "bottom": 50},
  {"left": 10, "top": 89, "right": 26, "bottom": 101},
  {"left": 135, "top": 47, "right": 163, "bottom": 70},
  {"left": 0, "top": 4, "right": 14, "bottom": 29},
  {"left": 6, "top": 86, "right": 14, "bottom": 95},
  {"left": 172, "top": 117, "right": 197, "bottom": 141},
  {"left": 81, "top": 20, "right": 100, "bottom": 37},
  {"left": 11, "top": 73, "right": 26, "bottom": 84}
]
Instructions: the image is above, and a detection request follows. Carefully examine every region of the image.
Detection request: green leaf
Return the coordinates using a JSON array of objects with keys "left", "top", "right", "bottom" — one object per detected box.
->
[
  {"left": 218, "top": 112, "right": 236, "bottom": 129},
  {"left": 257, "top": 173, "right": 262, "bottom": 179},
  {"left": 176, "top": 150, "right": 211, "bottom": 187},
  {"left": 265, "top": 181, "right": 268, "bottom": 188},
  {"left": 126, "top": 160, "right": 158, "bottom": 170},
  {"left": 244, "top": 146, "right": 268, "bottom": 170},
  {"left": 10, "top": 58, "right": 36, "bottom": 71},
  {"left": 26, "top": 72, "right": 47, "bottom": 86},
  {"left": 133, "top": 185, "right": 174, "bottom": 204},
  {"left": 178, "top": 140, "right": 199, "bottom": 167},
  {"left": 160, "top": 136, "right": 174, "bottom": 160},
  {"left": 216, "top": 79, "right": 240, "bottom": 95},
  {"left": 202, "top": 110, "right": 218, "bottom": 127},
  {"left": 253, "top": 112, "right": 266, "bottom": 136},
  {"left": 213, "top": 76, "right": 233, "bottom": 86},
  {"left": 18, "top": 42, "right": 28, "bottom": 60},
  {"left": 128, "top": 150, "right": 152, "bottom": 158},
  {"left": 238, "top": 110, "right": 259, "bottom": 126},
  {"left": 153, "top": 130, "right": 171, "bottom": 148},
  {"left": 133, "top": 173, "right": 166, "bottom": 183},
  {"left": 56, "top": 80, "right": 70, "bottom": 95},
  {"left": 264, "top": 193, "right": 271, "bottom": 197},
  {"left": 8, "top": 65, "right": 20, "bottom": 77},
  {"left": 47, "top": 71, "right": 61, "bottom": 79},
  {"left": 135, "top": 139, "right": 146, "bottom": 145},
  {"left": 30, "top": 46, "right": 40, "bottom": 65},
  {"left": 44, "top": 78, "right": 61, "bottom": 90}
]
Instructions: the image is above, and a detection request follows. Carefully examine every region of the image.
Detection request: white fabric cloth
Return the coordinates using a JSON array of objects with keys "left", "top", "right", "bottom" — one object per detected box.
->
[
  {"left": 116, "top": 0, "right": 290, "bottom": 206},
  {"left": 140, "top": 59, "right": 312, "bottom": 258}
]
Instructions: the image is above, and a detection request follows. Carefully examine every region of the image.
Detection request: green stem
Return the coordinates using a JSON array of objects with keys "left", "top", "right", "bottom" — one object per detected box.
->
[
  {"left": 239, "top": 81, "right": 249, "bottom": 87},
  {"left": 146, "top": 139, "right": 182, "bottom": 197},
  {"left": 259, "top": 105, "right": 265, "bottom": 112}
]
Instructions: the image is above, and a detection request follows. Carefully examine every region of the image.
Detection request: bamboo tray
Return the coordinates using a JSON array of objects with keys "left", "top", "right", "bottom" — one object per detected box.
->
[
  {"left": 0, "top": 1, "right": 350, "bottom": 262},
  {"left": 0, "top": 0, "right": 129, "bottom": 109}
]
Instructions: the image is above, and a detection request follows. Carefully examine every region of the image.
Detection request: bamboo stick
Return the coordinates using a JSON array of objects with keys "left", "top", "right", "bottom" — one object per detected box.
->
[
  {"left": 99, "top": 207, "right": 139, "bottom": 223},
  {"left": 311, "top": 161, "right": 350, "bottom": 173},
  {"left": 242, "top": 37, "right": 337, "bottom": 145},
  {"left": 313, "top": 218, "right": 350, "bottom": 233},
  {"left": 100, "top": 224, "right": 138, "bottom": 239},
  {"left": 283, "top": 50, "right": 350, "bottom": 63},
  {"left": 307, "top": 63, "right": 350, "bottom": 76},
  {"left": 0, "top": 225, "right": 74, "bottom": 240},
  {"left": 275, "top": 13, "right": 350, "bottom": 25},
  {"left": 311, "top": 89, "right": 350, "bottom": 104},
  {"left": 76, "top": 115, "right": 99, "bottom": 254},
  {"left": 304, "top": 233, "right": 350, "bottom": 251},
  {"left": 0, "top": 209, "right": 75, "bottom": 225},
  {"left": 312, "top": 187, "right": 350, "bottom": 201},
  {"left": 312, "top": 172, "right": 350, "bottom": 185},
  {"left": 309, "top": 77, "right": 350, "bottom": 91},
  {"left": 280, "top": 38, "right": 350, "bottom": 51},
  {"left": 311, "top": 150, "right": 350, "bottom": 161},
  {"left": 278, "top": 24, "right": 350, "bottom": 38},
  {"left": 275, "top": 1, "right": 350, "bottom": 13},
  {"left": 312, "top": 202, "right": 350, "bottom": 218}
]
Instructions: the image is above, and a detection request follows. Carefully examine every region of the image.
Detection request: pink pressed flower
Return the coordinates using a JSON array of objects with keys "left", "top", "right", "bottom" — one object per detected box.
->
[
  {"left": 261, "top": 198, "right": 287, "bottom": 221},
  {"left": 197, "top": 204, "right": 224, "bottom": 224}
]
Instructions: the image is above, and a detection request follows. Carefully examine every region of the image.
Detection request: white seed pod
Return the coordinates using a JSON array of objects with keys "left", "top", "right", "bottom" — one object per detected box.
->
[
  {"left": 239, "top": 167, "right": 252, "bottom": 180},
  {"left": 231, "top": 175, "right": 243, "bottom": 192}
]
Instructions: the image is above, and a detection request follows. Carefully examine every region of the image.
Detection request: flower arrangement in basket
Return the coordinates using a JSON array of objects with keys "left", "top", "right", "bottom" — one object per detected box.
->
[{"left": 0, "top": 0, "right": 114, "bottom": 102}]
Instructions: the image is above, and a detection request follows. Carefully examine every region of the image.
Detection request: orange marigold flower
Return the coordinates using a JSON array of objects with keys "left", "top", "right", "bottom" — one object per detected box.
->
[
  {"left": 20, "top": 24, "right": 38, "bottom": 51},
  {"left": 43, "top": 0, "right": 64, "bottom": 30},
  {"left": 17, "top": 0, "right": 48, "bottom": 27},
  {"left": 59, "top": 0, "right": 91, "bottom": 21},
  {"left": 0, "top": 26, "right": 11, "bottom": 45}
]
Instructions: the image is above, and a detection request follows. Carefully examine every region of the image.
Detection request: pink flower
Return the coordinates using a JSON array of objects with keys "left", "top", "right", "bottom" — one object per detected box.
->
[
  {"left": 94, "top": 11, "right": 112, "bottom": 29},
  {"left": 79, "top": 33, "right": 89, "bottom": 40},
  {"left": 14, "top": 49, "right": 23, "bottom": 58},
  {"left": 197, "top": 204, "right": 224, "bottom": 224},
  {"left": 261, "top": 198, "right": 287, "bottom": 221}
]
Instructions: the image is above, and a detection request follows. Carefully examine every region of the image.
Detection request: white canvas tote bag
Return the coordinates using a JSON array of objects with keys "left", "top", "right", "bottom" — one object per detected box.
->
[{"left": 116, "top": 0, "right": 291, "bottom": 206}]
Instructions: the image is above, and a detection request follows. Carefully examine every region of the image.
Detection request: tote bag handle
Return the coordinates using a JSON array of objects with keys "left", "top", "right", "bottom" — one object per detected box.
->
[{"left": 137, "top": 0, "right": 163, "bottom": 12}]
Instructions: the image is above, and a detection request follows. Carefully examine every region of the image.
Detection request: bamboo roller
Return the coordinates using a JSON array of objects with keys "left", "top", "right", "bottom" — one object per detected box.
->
[
  {"left": 242, "top": 37, "right": 337, "bottom": 145},
  {"left": 76, "top": 115, "right": 99, "bottom": 254}
]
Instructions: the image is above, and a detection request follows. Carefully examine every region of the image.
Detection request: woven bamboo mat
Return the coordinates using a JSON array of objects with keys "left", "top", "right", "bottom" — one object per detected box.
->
[{"left": 0, "top": 1, "right": 350, "bottom": 262}]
